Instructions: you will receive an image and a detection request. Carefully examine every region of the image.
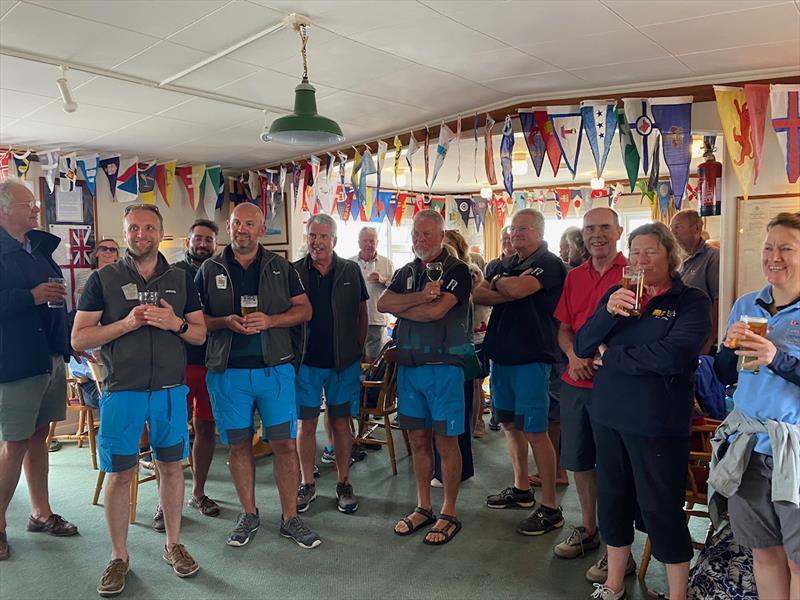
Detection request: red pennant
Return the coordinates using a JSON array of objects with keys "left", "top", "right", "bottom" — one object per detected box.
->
[
  {"left": 342, "top": 189, "right": 354, "bottom": 221},
  {"left": 396, "top": 193, "right": 410, "bottom": 225},
  {"left": 494, "top": 195, "right": 507, "bottom": 227},
  {"left": 175, "top": 166, "right": 195, "bottom": 209},
  {"left": 535, "top": 109, "right": 563, "bottom": 176},
  {"left": 555, "top": 188, "right": 571, "bottom": 220},
  {"left": 743, "top": 84, "right": 770, "bottom": 185}
]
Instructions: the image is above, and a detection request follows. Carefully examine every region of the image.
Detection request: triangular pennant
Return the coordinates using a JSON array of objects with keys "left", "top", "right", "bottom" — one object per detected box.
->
[
  {"left": 656, "top": 180, "right": 672, "bottom": 216},
  {"left": 493, "top": 194, "right": 507, "bottom": 227},
  {"left": 455, "top": 116, "right": 462, "bottom": 182},
  {"left": 393, "top": 135, "right": 403, "bottom": 189},
  {"left": 359, "top": 149, "right": 376, "bottom": 209},
  {"left": 743, "top": 84, "right": 770, "bottom": 185},
  {"left": 623, "top": 98, "right": 658, "bottom": 176},
  {"left": 307, "top": 156, "right": 320, "bottom": 213},
  {"left": 617, "top": 108, "right": 640, "bottom": 190},
  {"left": 116, "top": 157, "right": 139, "bottom": 203},
  {"left": 548, "top": 105, "right": 583, "bottom": 178},
  {"left": 12, "top": 150, "right": 32, "bottom": 180},
  {"left": 350, "top": 149, "right": 362, "bottom": 195},
  {"left": 456, "top": 196, "right": 474, "bottom": 227},
  {"left": 376, "top": 140, "right": 388, "bottom": 196},
  {"left": 714, "top": 86, "right": 755, "bottom": 200},
  {"left": 770, "top": 84, "right": 800, "bottom": 184},
  {"left": 76, "top": 154, "right": 98, "bottom": 196},
  {"left": 291, "top": 162, "right": 302, "bottom": 210},
  {"left": 484, "top": 114, "right": 497, "bottom": 185},
  {"left": 424, "top": 127, "right": 430, "bottom": 187},
  {"left": 650, "top": 96, "right": 693, "bottom": 207},
  {"left": 580, "top": 100, "right": 617, "bottom": 178},
  {"left": 99, "top": 156, "right": 119, "bottom": 198},
  {"left": 137, "top": 160, "right": 157, "bottom": 204},
  {"left": 647, "top": 139, "right": 661, "bottom": 193},
  {"left": 0, "top": 149, "right": 11, "bottom": 181},
  {"left": 59, "top": 153, "right": 78, "bottom": 192},
  {"left": 430, "top": 196, "right": 446, "bottom": 219},
  {"left": 518, "top": 110, "right": 546, "bottom": 177},
  {"left": 372, "top": 191, "right": 392, "bottom": 223},
  {"left": 406, "top": 133, "right": 420, "bottom": 191},
  {"left": 500, "top": 116, "right": 515, "bottom": 196},
  {"left": 203, "top": 165, "right": 221, "bottom": 218},
  {"left": 430, "top": 122, "right": 456, "bottom": 189},
  {"left": 247, "top": 170, "right": 260, "bottom": 201},
  {"left": 39, "top": 149, "right": 60, "bottom": 193},
  {"left": 155, "top": 161, "right": 176, "bottom": 207},
  {"left": 555, "top": 188, "right": 571, "bottom": 220},
  {"left": 473, "top": 196, "right": 488, "bottom": 231}
]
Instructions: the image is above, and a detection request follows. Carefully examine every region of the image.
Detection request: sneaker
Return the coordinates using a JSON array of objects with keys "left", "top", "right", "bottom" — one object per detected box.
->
[
  {"left": 280, "top": 515, "right": 322, "bottom": 549},
  {"left": 336, "top": 482, "right": 359, "bottom": 514},
  {"left": 188, "top": 495, "right": 220, "bottom": 517},
  {"left": 516, "top": 505, "right": 565, "bottom": 536},
  {"left": 430, "top": 478, "right": 443, "bottom": 488},
  {"left": 587, "top": 583, "right": 626, "bottom": 600},
  {"left": 474, "top": 419, "right": 486, "bottom": 438},
  {"left": 554, "top": 526, "right": 601, "bottom": 559},
  {"left": 313, "top": 464, "right": 320, "bottom": 479},
  {"left": 486, "top": 486, "right": 535, "bottom": 509},
  {"left": 26, "top": 513, "right": 78, "bottom": 536},
  {"left": 0, "top": 531, "right": 9, "bottom": 561},
  {"left": 97, "top": 558, "right": 130, "bottom": 597},
  {"left": 152, "top": 506, "right": 165, "bottom": 533},
  {"left": 48, "top": 440, "right": 62, "bottom": 452},
  {"left": 320, "top": 447, "right": 336, "bottom": 464},
  {"left": 351, "top": 444, "right": 367, "bottom": 463},
  {"left": 226, "top": 511, "right": 260, "bottom": 547},
  {"left": 297, "top": 483, "right": 317, "bottom": 513},
  {"left": 162, "top": 543, "right": 199, "bottom": 578},
  {"left": 585, "top": 552, "right": 637, "bottom": 583}
]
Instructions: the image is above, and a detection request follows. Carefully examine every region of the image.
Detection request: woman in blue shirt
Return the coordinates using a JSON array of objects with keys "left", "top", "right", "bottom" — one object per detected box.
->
[{"left": 713, "top": 212, "right": 800, "bottom": 600}]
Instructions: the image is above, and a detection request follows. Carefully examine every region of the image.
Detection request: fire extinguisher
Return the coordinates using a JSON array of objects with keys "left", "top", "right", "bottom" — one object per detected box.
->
[{"left": 698, "top": 139, "right": 722, "bottom": 217}]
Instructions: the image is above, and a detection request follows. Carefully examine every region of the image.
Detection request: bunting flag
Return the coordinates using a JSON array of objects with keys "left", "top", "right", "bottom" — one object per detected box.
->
[
  {"left": 116, "top": 157, "right": 139, "bottom": 203},
  {"left": 359, "top": 149, "right": 376, "bottom": 209},
  {"left": 393, "top": 135, "right": 402, "bottom": 189},
  {"left": 473, "top": 113, "right": 479, "bottom": 183},
  {"left": 76, "top": 154, "right": 98, "bottom": 196},
  {"left": 175, "top": 165, "right": 198, "bottom": 209},
  {"left": 431, "top": 122, "right": 456, "bottom": 189},
  {"left": 655, "top": 181, "right": 675, "bottom": 223},
  {"left": 362, "top": 187, "right": 373, "bottom": 222},
  {"left": 12, "top": 150, "right": 32, "bottom": 180},
  {"left": 350, "top": 149, "right": 362, "bottom": 196},
  {"left": 635, "top": 179, "right": 655, "bottom": 204},
  {"left": 413, "top": 193, "right": 426, "bottom": 216},
  {"left": 770, "top": 84, "right": 800, "bottom": 183},
  {"left": 518, "top": 110, "right": 546, "bottom": 177},
  {"left": 651, "top": 96, "right": 693, "bottom": 207},
  {"left": 227, "top": 175, "right": 248, "bottom": 205},
  {"left": 430, "top": 196, "right": 446, "bottom": 218},
  {"left": 484, "top": 114, "right": 497, "bottom": 185},
  {"left": 201, "top": 166, "right": 222, "bottom": 218},
  {"left": 555, "top": 188, "right": 571, "bottom": 220},
  {"left": 548, "top": 105, "right": 583, "bottom": 178},
  {"left": 647, "top": 140, "right": 661, "bottom": 193},
  {"left": 342, "top": 187, "right": 355, "bottom": 222},
  {"left": 571, "top": 189, "right": 584, "bottom": 215},
  {"left": 317, "top": 157, "right": 335, "bottom": 214},
  {"left": 279, "top": 164, "right": 287, "bottom": 200},
  {"left": 0, "top": 149, "right": 11, "bottom": 180},
  {"left": 247, "top": 170, "right": 260, "bottom": 201},
  {"left": 474, "top": 196, "right": 488, "bottom": 231},
  {"left": 376, "top": 140, "right": 388, "bottom": 197},
  {"left": 617, "top": 108, "right": 640, "bottom": 190},
  {"left": 494, "top": 194, "right": 507, "bottom": 227},
  {"left": 456, "top": 196, "right": 473, "bottom": 227},
  {"left": 455, "top": 116, "right": 462, "bottom": 182},
  {"left": 59, "top": 153, "right": 79, "bottom": 192},
  {"left": 581, "top": 100, "right": 617, "bottom": 178},
  {"left": 395, "top": 192, "right": 410, "bottom": 225},
  {"left": 387, "top": 193, "right": 398, "bottom": 224},
  {"left": 291, "top": 162, "right": 302, "bottom": 210},
  {"left": 99, "top": 156, "right": 119, "bottom": 198},
  {"left": 155, "top": 161, "right": 176, "bottom": 207},
  {"left": 308, "top": 155, "right": 321, "bottom": 213},
  {"left": 743, "top": 84, "right": 770, "bottom": 185},
  {"left": 267, "top": 170, "right": 281, "bottom": 217},
  {"left": 372, "top": 191, "right": 392, "bottom": 223},
  {"left": 334, "top": 185, "right": 347, "bottom": 220},
  {"left": 39, "top": 149, "right": 60, "bottom": 193},
  {"left": 500, "top": 116, "right": 515, "bottom": 196},
  {"left": 424, "top": 127, "right": 430, "bottom": 187},
  {"left": 537, "top": 108, "right": 562, "bottom": 176},
  {"left": 624, "top": 98, "right": 658, "bottom": 176},
  {"left": 137, "top": 161, "right": 157, "bottom": 204},
  {"left": 258, "top": 173, "right": 269, "bottom": 214},
  {"left": 300, "top": 162, "right": 311, "bottom": 213},
  {"left": 406, "top": 133, "right": 420, "bottom": 191},
  {"left": 714, "top": 86, "right": 755, "bottom": 200},
  {"left": 590, "top": 187, "right": 610, "bottom": 209},
  {"left": 611, "top": 183, "right": 624, "bottom": 207}
]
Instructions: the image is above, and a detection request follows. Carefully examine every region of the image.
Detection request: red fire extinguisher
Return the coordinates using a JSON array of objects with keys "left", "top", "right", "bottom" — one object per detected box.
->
[{"left": 697, "top": 139, "right": 722, "bottom": 217}]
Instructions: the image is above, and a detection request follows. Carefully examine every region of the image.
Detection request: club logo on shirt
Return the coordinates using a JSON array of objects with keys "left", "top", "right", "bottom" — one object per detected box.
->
[
  {"left": 164, "top": 289, "right": 177, "bottom": 294},
  {"left": 121, "top": 283, "right": 138, "bottom": 301},
  {"left": 406, "top": 275, "right": 414, "bottom": 290},
  {"left": 445, "top": 279, "right": 458, "bottom": 292},
  {"left": 531, "top": 267, "right": 544, "bottom": 277},
  {"left": 651, "top": 309, "right": 676, "bottom": 321},
  {"left": 215, "top": 274, "right": 227, "bottom": 290}
]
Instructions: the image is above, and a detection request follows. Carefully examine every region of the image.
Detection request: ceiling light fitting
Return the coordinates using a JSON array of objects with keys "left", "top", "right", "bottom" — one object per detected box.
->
[
  {"left": 480, "top": 186, "right": 493, "bottom": 199},
  {"left": 265, "top": 14, "right": 344, "bottom": 146},
  {"left": 56, "top": 65, "right": 77, "bottom": 113}
]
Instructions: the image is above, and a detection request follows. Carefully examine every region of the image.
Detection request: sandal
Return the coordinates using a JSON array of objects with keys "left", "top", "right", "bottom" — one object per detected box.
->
[
  {"left": 394, "top": 506, "right": 436, "bottom": 536},
  {"left": 423, "top": 514, "right": 462, "bottom": 546}
]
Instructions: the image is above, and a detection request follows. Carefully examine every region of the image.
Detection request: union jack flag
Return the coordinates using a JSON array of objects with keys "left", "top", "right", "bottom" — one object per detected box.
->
[{"left": 70, "top": 227, "right": 92, "bottom": 269}]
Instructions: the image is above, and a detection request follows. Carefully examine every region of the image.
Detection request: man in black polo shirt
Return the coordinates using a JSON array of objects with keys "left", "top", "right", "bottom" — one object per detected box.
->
[
  {"left": 292, "top": 214, "right": 368, "bottom": 516},
  {"left": 474, "top": 208, "right": 567, "bottom": 537},
  {"left": 195, "top": 203, "right": 318, "bottom": 550}
]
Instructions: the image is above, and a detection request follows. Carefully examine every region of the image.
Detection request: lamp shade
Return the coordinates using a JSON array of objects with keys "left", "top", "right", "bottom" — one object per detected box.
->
[{"left": 267, "top": 81, "right": 344, "bottom": 145}]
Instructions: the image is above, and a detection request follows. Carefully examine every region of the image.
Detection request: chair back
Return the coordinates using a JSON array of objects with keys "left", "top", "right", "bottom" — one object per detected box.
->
[
  {"left": 686, "top": 418, "right": 721, "bottom": 504},
  {"left": 361, "top": 347, "right": 399, "bottom": 415}
]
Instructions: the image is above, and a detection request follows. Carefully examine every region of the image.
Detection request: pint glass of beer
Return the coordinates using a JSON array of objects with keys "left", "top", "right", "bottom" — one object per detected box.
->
[
  {"left": 737, "top": 315, "right": 769, "bottom": 374},
  {"left": 138, "top": 290, "right": 160, "bottom": 306},
  {"left": 241, "top": 295, "right": 258, "bottom": 316},
  {"left": 621, "top": 266, "right": 644, "bottom": 317}
]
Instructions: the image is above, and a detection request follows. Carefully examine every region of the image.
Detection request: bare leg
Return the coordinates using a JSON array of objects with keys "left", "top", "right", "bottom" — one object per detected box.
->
[
  {"left": 501, "top": 423, "right": 529, "bottom": 490},
  {"left": 0, "top": 438, "right": 28, "bottom": 532},
  {"left": 574, "top": 470, "right": 598, "bottom": 534},
  {"left": 525, "top": 431, "right": 557, "bottom": 508},
  {"left": 23, "top": 424, "right": 54, "bottom": 521},
  {"left": 270, "top": 439, "right": 300, "bottom": 520},
  {"left": 156, "top": 460, "right": 185, "bottom": 550},
  {"left": 664, "top": 561, "right": 689, "bottom": 600},
  {"left": 789, "top": 558, "right": 800, "bottom": 599},
  {"left": 296, "top": 416, "right": 319, "bottom": 485},
  {"left": 330, "top": 416, "right": 352, "bottom": 483},
  {"left": 104, "top": 468, "right": 135, "bottom": 561},
  {"left": 394, "top": 429, "right": 434, "bottom": 534},
  {"left": 604, "top": 544, "right": 631, "bottom": 594},
  {"left": 190, "top": 419, "right": 215, "bottom": 499},
  {"left": 752, "top": 546, "right": 791, "bottom": 600},
  {"left": 426, "top": 434, "right": 462, "bottom": 543},
  {"left": 227, "top": 441, "right": 257, "bottom": 514}
]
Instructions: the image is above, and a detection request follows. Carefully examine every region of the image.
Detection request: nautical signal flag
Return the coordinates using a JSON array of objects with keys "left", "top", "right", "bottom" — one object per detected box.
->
[
  {"left": 714, "top": 86, "right": 755, "bottom": 200},
  {"left": 39, "top": 149, "right": 60, "bottom": 193},
  {"left": 60, "top": 153, "right": 79, "bottom": 192},
  {"left": 500, "top": 116, "right": 515, "bottom": 196},
  {"left": 623, "top": 98, "right": 658, "bottom": 176},
  {"left": 76, "top": 154, "right": 98, "bottom": 196},
  {"left": 650, "top": 96, "right": 693, "bottom": 208},
  {"left": 155, "top": 161, "right": 176, "bottom": 207},
  {"left": 116, "top": 157, "right": 139, "bottom": 203},
  {"left": 12, "top": 150, "right": 32, "bottom": 180},
  {"left": 770, "top": 84, "right": 800, "bottom": 184},
  {"left": 580, "top": 100, "right": 618, "bottom": 178},
  {"left": 548, "top": 105, "right": 583, "bottom": 179},
  {"left": 137, "top": 160, "right": 157, "bottom": 204}
]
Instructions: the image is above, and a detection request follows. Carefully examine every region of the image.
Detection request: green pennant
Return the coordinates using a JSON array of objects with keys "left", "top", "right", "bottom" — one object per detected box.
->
[
  {"left": 617, "top": 108, "right": 640, "bottom": 192},
  {"left": 635, "top": 179, "right": 655, "bottom": 204}
]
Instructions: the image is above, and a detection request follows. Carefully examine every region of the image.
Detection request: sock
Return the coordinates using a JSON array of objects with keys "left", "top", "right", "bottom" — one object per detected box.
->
[{"left": 512, "top": 486, "right": 530, "bottom": 495}]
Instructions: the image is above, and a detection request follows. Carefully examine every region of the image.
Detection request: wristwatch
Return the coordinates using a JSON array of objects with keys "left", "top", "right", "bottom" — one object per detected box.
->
[{"left": 175, "top": 318, "right": 189, "bottom": 335}]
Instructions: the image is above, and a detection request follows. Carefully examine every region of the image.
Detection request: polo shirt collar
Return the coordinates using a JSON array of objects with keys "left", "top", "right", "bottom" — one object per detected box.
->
[
  {"left": 585, "top": 251, "right": 626, "bottom": 276},
  {"left": 225, "top": 243, "right": 264, "bottom": 269},
  {"left": 122, "top": 249, "right": 171, "bottom": 278},
  {"left": 755, "top": 285, "right": 800, "bottom": 312},
  {"left": 686, "top": 241, "right": 709, "bottom": 261},
  {"left": 413, "top": 248, "right": 449, "bottom": 269}
]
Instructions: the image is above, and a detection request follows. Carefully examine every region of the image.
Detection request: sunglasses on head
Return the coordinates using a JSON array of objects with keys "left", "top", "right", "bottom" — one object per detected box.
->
[{"left": 123, "top": 203, "right": 161, "bottom": 216}]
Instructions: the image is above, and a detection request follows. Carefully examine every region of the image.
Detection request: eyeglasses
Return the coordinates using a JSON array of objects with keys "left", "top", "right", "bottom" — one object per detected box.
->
[
  {"left": 508, "top": 226, "right": 533, "bottom": 234},
  {"left": 96, "top": 245, "right": 118, "bottom": 253},
  {"left": 10, "top": 200, "right": 39, "bottom": 209},
  {"left": 123, "top": 204, "right": 160, "bottom": 216}
]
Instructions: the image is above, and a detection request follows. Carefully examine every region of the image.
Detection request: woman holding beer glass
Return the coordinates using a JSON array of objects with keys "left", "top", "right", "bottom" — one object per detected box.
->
[
  {"left": 574, "top": 222, "right": 711, "bottom": 600},
  {"left": 710, "top": 212, "right": 800, "bottom": 600}
]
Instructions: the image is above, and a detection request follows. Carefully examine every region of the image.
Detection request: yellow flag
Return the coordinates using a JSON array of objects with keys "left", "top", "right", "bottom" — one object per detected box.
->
[
  {"left": 350, "top": 148, "right": 362, "bottom": 191},
  {"left": 364, "top": 187, "right": 374, "bottom": 221},
  {"left": 157, "top": 161, "right": 176, "bottom": 207},
  {"left": 393, "top": 135, "right": 402, "bottom": 187},
  {"left": 714, "top": 86, "right": 755, "bottom": 199},
  {"left": 191, "top": 164, "right": 206, "bottom": 211}
]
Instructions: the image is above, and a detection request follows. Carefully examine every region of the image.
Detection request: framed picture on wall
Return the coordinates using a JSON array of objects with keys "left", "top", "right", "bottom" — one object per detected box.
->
[
  {"left": 261, "top": 194, "right": 289, "bottom": 245},
  {"left": 267, "top": 247, "right": 288, "bottom": 259}
]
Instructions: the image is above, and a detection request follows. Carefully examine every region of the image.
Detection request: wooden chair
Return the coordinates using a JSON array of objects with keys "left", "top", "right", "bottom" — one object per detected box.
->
[
  {"left": 46, "top": 374, "right": 99, "bottom": 470},
  {"left": 354, "top": 347, "right": 410, "bottom": 475},
  {"left": 638, "top": 417, "right": 721, "bottom": 581}
]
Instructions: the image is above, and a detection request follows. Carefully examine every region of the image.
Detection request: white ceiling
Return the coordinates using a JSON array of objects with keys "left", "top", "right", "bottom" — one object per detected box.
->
[{"left": 0, "top": 0, "right": 798, "bottom": 190}]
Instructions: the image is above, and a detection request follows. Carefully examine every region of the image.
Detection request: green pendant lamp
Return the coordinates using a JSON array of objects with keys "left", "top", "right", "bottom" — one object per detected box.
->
[{"left": 266, "top": 22, "right": 344, "bottom": 146}]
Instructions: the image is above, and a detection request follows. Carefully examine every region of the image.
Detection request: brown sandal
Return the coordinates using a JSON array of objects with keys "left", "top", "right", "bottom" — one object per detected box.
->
[
  {"left": 394, "top": 506, "right": 436, "bottom": 536},
  {"left": 423, "top": 514, "right": 462, "bottom": 546}
]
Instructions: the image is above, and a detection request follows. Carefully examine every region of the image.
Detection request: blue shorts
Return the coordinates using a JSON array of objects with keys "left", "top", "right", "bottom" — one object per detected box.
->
[
  {"left": 206, "top": 363, "right": 296, "bottom": 445},
  {"left": 98, "top": 386, "right": 189, "bottom": 473},
  {"left": 490, "top": 361, "right": 551, "bottom": 433},
  {"left": 397, "top": 364, "right": 464, "bottom": 437},
  {"left": 296, "top": 360, "right": 361, "bottom": 420}
]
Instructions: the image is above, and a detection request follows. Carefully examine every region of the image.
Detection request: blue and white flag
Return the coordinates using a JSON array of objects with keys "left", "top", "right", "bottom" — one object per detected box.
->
[
  {"left": 39, "top": 149, "right": 60, "bottom": 193},
  {"left": 500, "top": 116, "right": 515, "bottom": 196},
  {"left": 76, "top": 154, "right": 98, "bottom": 196},
  {"left": 650, "top": 96, "right": 693, "bottom": 208},
  {"left": 624, "top": 98, "right": 658, "bottom": 176},
  {"left": 548, "top": 105, "right": 583, "bottom": 178},
  {"left": 430, "top": 122, "right": 456, "bottom": 189},
  {"left": 59, "top": 153, "right": 78, "bottom": 192},
  {"left": 518, "top": 109, "right": 546, "bottom": 177},
  {"left": 580, "top": 100, "right": 617, "bottom": 178}
]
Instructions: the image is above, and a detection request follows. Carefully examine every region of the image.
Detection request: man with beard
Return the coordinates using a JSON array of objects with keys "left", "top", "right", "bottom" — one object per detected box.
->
[
  {"left": 169, "top": 219, "right": 220, "bottom": 522},
  {"left": 73, "top": 204, "right": 207, "bottom": 596},
  {"left": 195, "top": 203, "right": 318, "bottom": 549},
  {"left": 293, "top": 214, "right": 368, "bottom": 516},
  {"left": 378, "top": 210, "right": 471, "bottom": 546}
]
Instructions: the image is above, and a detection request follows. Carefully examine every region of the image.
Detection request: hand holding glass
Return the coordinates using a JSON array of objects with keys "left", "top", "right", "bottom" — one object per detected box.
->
[
  {"left": 47, "top": 277, "right": 67, "bottom": 308},
  {"left": 621, "top": 267, "right": 644, "bottom": 317},
  {"left": 138, "top": 291, "right": 160, "bottom": 306},
  {"left": 425, "top": 262, "right": 443, "bottom": 282},
  {"left": 241, "top": 295, "right": 258, "bottom": 316},
  {"left": 734, "top": 316, "right": 769, "bottom": 374}
]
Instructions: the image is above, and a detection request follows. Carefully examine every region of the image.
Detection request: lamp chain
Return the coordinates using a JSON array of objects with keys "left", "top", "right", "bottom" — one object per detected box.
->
[{"left": 299, "top": 24, "right": 309, "bottom": 82}]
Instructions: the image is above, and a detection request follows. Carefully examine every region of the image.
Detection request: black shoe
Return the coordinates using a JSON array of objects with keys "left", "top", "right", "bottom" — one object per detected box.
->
[
  {"left": 486, "top": 487, "right": 535, "bottom": 509},
  {"left": 226, "top": 511, "right": 260, "bottom": 547},
  {"left": 336, "top": 482, "right": 359, "bottom": 514},
  {"left": 516, "top": 505, "right": 565, "bottom": 536},
  {"left": 280, "top": 516, "right": 321, "bottom": 549},
  {"left": 350, "top": 445, "right": 367, "bottom": 464},
  {"left": 297, "top": 483, "right": 317, "bottom": 513},
  {"left": 313, "top": 464, "right": 320, "bottom": 478}
]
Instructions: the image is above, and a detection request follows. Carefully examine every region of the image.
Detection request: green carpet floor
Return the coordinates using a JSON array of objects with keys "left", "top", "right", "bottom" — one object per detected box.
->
[{"left": 0, "top": 426, "right": 689, "bottom": 600}]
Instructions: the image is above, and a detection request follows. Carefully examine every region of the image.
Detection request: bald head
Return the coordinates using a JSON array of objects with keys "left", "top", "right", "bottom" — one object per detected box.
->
[
  {"left": 670, "top": 209, "right": 703, "bottom": 254},
  {"left": 228, "top": 202, "right": 265, "bottom": 255},
  {"left": 582, "top": 207, "right": 623, "bottom": 263}
]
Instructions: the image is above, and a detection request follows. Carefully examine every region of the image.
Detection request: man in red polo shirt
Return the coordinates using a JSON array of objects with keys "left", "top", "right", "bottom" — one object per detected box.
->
[{"left": 552, "top": 207, "right": 634, "bottom": 583}]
